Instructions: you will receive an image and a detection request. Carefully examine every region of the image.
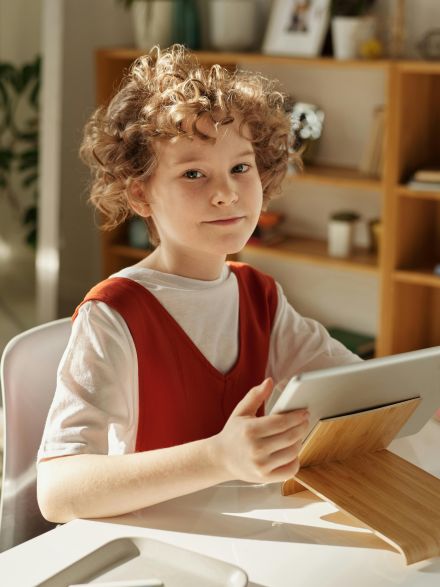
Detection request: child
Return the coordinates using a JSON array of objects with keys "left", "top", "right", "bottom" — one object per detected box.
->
[{"left": 37, "top": 45, "right": 360, "bottom": 523}]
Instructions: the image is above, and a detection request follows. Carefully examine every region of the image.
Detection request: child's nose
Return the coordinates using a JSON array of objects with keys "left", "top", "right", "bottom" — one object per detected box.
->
[{"left": 211, "top": 178, "right": 239, "bottom": 206}]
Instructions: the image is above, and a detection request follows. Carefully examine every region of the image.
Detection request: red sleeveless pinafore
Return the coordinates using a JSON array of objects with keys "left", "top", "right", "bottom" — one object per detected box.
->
[{"left": 72, "top": 262, "right": 277, "bottom": 452}]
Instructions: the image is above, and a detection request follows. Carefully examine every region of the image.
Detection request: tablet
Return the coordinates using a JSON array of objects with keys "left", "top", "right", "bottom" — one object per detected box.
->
[{"left": 270, "top": 346, "right": 440, "bottom": 440}]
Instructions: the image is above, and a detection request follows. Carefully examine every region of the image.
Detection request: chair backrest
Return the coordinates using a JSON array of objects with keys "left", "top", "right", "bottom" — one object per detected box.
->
[{"left": 0, "top": 318, "right": 71, "bottom": 552}]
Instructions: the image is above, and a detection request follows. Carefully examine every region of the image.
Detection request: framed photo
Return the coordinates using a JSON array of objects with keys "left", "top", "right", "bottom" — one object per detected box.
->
[{"left": 263, "top": 0, "right": 331, "bottom": 57}]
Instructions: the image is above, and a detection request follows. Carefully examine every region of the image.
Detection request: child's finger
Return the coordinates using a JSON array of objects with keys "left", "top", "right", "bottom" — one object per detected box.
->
[
  {"left": 230, "top": 378, "right": 274, "bottom": 418},
  {"left": 262, "top": 421, "right": 309, "bottom": 456},
  {"left": 266, "top": 440, "right": 303, "bottom": 474},
  {"left": 251, "top": 409, "right": 309, "bottom": 438}
]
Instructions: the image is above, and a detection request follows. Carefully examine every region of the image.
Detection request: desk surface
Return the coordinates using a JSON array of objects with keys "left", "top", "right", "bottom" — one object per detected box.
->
[{"left": 1, "top": 419, "right": 440, "bottom": 587}]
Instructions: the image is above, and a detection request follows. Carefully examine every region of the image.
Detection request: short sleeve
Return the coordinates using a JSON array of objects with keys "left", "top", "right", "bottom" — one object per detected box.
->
[
  {"left": 37, "top": 301, "right": 138, "bottom": 462},
  {"left": 265, "top": 283, "right": 362, "bottom": 411}
]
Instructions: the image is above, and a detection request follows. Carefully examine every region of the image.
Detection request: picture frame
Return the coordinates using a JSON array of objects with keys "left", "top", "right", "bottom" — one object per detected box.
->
[{"left": 262, "top": 0, "right": 331, "bottom": 58}]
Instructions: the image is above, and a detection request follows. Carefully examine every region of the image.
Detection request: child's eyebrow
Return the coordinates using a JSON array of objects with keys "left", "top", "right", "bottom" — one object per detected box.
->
[{"left": 172, "top": 150, "right": 255, "bottom": 166}]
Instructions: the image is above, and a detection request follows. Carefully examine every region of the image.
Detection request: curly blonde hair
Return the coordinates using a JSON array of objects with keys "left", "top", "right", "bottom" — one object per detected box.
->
[{"left": 80, "top": 44, "right": 300, "bottom": 244}]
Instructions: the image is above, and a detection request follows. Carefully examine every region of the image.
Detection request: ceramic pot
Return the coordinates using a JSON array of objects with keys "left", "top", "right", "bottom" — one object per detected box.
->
[
  {"left": 328, "top": 220, "right": 355, "bottom": 258},
  {"left": 210, "top": 0, "right": 258, "bottom": 51},
  {"left": 332, "top": 16, "right": 376, "bottom": 60},
  {"left": 131, "top": 1, "right": 175, "bottom": 49}
]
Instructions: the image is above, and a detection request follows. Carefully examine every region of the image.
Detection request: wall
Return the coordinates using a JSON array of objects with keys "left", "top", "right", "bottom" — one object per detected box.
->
[
  {"left": 0, "top": 0, "right": 42, "bottom": 351},
  {"left": 37, "top": 0, "right": 440, "bottom": 326}
]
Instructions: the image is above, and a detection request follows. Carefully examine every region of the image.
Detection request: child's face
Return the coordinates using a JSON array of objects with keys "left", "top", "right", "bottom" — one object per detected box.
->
[{"left": 137, "top": 114, "right": 263, "bottom": 266}]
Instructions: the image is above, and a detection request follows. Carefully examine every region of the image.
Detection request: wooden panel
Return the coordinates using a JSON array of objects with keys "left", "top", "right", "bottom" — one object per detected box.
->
[
  {"left": 298, "top": 398, "right": 420, "bottom": 467},
  {"left": 397, "top": 74, "right": 435, "bottom": 180},
  {"left": 396, "top": 198, "right": 438, "bottom": 269},
  {"left": 390, "top": 283, "right": 431, "bottom": 353},
  {"left": 281, "top": 398, "right": 440, "bottom": 564},
  {"left": 295, "top": 451, "right": 440, "bottom": 564}
]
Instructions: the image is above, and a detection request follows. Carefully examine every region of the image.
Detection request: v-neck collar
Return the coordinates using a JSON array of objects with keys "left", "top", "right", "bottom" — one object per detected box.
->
[{"left": 129, "top": 263, "right": 243, "bottom": 381}]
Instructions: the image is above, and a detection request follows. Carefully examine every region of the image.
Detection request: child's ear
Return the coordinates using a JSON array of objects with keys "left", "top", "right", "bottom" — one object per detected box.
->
[{"left": 128, "top": 180, "right": 151, "bottom": 218}]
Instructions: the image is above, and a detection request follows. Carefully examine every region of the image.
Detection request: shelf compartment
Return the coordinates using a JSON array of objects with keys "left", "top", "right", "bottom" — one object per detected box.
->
[
  {"left": 245, "top": 236, "right": 378, "bottom": 274},
  {"left": 288, "top": 164, "right": 383, "bottom": 191},
  {"left": 395, "top": 198, "right": 440, "bottom": 271},
  {"left": 388, "top": 282, "right": 440, "bottom": 354}
]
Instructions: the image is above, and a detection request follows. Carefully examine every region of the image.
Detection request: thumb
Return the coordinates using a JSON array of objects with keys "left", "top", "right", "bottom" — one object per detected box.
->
[{"left": 231, "top": 378, "right": 274, "bottom": 418}]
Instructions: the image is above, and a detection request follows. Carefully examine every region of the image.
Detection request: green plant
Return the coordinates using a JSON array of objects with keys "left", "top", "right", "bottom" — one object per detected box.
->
[
  {"left": 331, "top": 0, "right": 376, "bottom": 17},
  {"left": 330, "top": 211, "right": 360, "bottom": 222},
  {"left": 117, "top": 0, "right": 170, "bottom": 8},
  {"left": 0, "top": 56, "right": 40, "bottom": 247}
]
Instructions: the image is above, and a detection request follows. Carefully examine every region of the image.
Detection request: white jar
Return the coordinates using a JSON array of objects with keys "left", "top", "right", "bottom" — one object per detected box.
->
[
  {"left": 131, "top": 1, "right": 175, "bottom": 49},
  {"left": 210, "top": 0, "right": 258, "bottom": 51},
  {"left": 328, "top": 220, "right": 355, "bottom": 258},
  {"left": 332, "top": 16, "right": 377, "bottom": 60}
]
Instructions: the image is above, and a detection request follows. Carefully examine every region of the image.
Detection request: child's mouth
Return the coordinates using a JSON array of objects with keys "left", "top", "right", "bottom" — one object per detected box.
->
[{"left": 205, "top": 217, "right": 245, "bottom": 226}]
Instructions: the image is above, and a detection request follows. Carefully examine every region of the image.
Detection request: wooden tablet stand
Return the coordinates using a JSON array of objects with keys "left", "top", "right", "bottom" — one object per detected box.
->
[{"left": 282, "top": 397, "right": 440, "bottom": 564}]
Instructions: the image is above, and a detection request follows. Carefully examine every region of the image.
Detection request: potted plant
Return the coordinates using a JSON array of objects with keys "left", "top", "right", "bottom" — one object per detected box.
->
[
  {"left": 116, "top": 0, "right": 200, "bottom": 50},
  {"left": 331, "top": 0, "right": 377, "bottom": 59},
  {"left": 328, "top": 210, "right": 360, "bottom": 258}
]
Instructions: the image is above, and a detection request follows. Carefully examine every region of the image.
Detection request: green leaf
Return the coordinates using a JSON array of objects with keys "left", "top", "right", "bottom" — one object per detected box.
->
[
  {"left": 0, "top": 149, "right": 14, "bottom": 170},
  {"left": 26, "top": 227, "right": 37, "bottom": 248},
  {"left": 22, "top": 172, "right": 38, "bottom": 187},
  {"left": 30, "top": 79, "right": 40, "bottom": 108},
  {"left": 16, "top": 130, "right": 38, "bottom": 142},
  {"left": 23, "top": 205, "right": 37, "bottom": 224}
]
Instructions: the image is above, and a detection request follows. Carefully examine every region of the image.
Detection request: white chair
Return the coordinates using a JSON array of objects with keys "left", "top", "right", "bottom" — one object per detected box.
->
[{"left": 0, "top": 318, "right": 71, "bottom": 552}]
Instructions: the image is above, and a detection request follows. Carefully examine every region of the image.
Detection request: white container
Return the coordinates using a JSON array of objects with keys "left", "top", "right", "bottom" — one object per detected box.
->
[
  {"left": 328, "top": 220, "right": 355, "bottom": 258},
  {"left": 210, "top": 0, "right": 258, "bottom": 51},
  {"left": 332, "top": 16, "right": 376, "bottom": 60},
  {"left": 132, "top": 1, "right": 175, "bottom": 49}
]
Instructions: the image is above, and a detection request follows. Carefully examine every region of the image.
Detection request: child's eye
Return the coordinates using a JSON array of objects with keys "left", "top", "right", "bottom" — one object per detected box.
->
[
  {"left": 232, "top": 163, "right": 250, "bottom": 174},
  {"left": 183, "top": 169, "right": 203, "bottom": 180}
]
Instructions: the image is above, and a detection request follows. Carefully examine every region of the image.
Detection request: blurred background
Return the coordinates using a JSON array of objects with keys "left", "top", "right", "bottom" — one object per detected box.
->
[{"left": 1, "top": 0, "right": 440, "bottom": 355}]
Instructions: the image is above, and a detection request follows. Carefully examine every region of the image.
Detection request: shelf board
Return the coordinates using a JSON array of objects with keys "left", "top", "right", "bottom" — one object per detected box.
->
[
  {"left": 397, "top": 60, "right": 440, "bottom": 75},
  {"left": 97, "top": 48, "right": 391, "bottom": 70},
  {"left": 244, "top": 236, "right": 378, "bottom": 274},
  {"left": 288, "top": 164, "right": 383, "bottom": 191},
  {"left": 397, "top": 186, "right": 440, "bottom": 201},
  {"left": 393, "top": 268, "right": 440, "bottom": 288}
]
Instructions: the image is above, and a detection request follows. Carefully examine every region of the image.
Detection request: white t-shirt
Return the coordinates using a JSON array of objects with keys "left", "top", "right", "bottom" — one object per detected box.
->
[{"left": 37, "top": 264, "right": 361, "bottom": 462}]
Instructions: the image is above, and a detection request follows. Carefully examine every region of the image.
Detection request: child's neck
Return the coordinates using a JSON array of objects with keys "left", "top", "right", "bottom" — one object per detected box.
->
[{"left": 137, "top": 247, "right": 226, "bottom": 281}]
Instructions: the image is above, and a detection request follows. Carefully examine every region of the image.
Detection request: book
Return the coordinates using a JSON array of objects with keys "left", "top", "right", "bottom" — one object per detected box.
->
[
  {"left": 413, "top": 168, "right": 440, "bottom": 183},
  {"left": 327, "top": 326, "right": 375, "bottom": 359},
  {"left": 358, "top": 106, "right": 385, "bottom": 177},
  {"left": 406, "top": 180, "right": 440, "bottom": 191}
]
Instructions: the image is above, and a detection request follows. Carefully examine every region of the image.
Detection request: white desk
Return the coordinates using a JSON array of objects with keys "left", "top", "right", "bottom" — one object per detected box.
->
[{"left": 1, "top": 419, "right": 440, "bottom": 587}]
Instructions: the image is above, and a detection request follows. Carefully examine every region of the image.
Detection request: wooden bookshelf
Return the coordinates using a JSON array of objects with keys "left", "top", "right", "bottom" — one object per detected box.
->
[
  {"left": 246, "top": 236, "right": 378, "bottom": 274},
  {"left": 95, "top": 50, "right": 440, "bottom": 357}
]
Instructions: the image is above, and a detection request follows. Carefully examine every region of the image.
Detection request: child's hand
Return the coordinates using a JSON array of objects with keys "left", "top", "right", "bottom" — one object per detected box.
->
[{"left": 214, "top": 378, "right": 309, "bottom": 484}]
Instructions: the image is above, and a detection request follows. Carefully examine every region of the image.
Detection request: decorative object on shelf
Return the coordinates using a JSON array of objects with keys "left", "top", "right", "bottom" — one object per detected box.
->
[
  {"left": 290, "top": 102, "right": 325, "bottom": 163},
  {"left": 0, "top": 56, "right": 40, "bottom": 248},
  {"left": 331, "top": 0, "right": 378, "bottom": 60},
  {"left": 263, "top": 0, "right": 331, "bottom": 57},
  {"left": 172, "top": 0, "right": 200, "bottom": 49},
  {"left": 389, "top": 0, "right": 406, "bottom": 59},
  {"left": 368, "top": 218, "right": 381, "bottom": 254},
  {"left": 327, "top": 210, "right": 360, "bottom": 258},
  {"left": 117, "top": 0, "right": 175, "bottom": 50},
  {"left": 417, "top": 29, "right": 440, "bottom": 61},
  {"left": 209, "top": 0, "right": 258, "bottom": 51},
  {"left": 358, "top": 105, "right": 385, "bottom": 177},
  {"left": 127, "top": 216, "right": 151, "bottom": 249},
  {"left": 434, "top": 408, "right": 440, "bottom": 421},
  {"left": 327, "top": 325, "right": 375, "bottom": 358},
  {"left": 406, "top": 167, "right": 440, "bottom": 192},
  {"left": 249, "top": 211, "right": 285, "bottom": 245}
]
